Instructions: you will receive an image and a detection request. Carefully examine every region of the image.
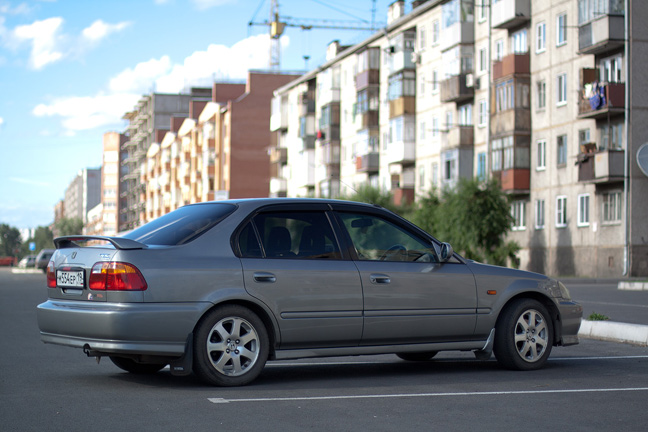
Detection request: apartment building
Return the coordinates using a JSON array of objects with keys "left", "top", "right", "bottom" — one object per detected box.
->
[
  {"left": 143, "top": 71, "right": 301, "bottom": 222},
  {"left": 270, "top": 0, "right": 648, "bottom": 277},
  {"left": 63, "top": 168, "right": 101, "bottom": 224},
  {"left": 120, "top": 88, "right": 212, "bottom": 232}
]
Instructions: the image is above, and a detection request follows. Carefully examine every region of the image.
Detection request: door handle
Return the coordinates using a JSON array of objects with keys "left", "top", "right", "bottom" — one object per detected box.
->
[
  {"left": 253, "top": 272, "right": 276, "bottom": 283},
  {"left": 370, "top": 274, "right": 391, "bottom": 284}
]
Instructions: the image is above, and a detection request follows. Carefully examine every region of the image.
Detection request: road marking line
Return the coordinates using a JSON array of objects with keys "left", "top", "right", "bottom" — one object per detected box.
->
[
  {"left": 208, "top": 387, "right": 648, "bottom": 404},
  {"left": 577, "top": 300, "right": 648, "bottom": 309}
]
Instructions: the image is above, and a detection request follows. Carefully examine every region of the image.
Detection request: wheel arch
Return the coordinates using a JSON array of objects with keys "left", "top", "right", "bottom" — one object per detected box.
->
[{"left": 496, "top": 292, "right": 562, "bottom": 347}]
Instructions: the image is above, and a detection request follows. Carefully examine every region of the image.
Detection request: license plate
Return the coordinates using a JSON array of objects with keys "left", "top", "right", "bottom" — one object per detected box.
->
[{"left": 57, "top": 270, "right": 85, "bottom": 288}]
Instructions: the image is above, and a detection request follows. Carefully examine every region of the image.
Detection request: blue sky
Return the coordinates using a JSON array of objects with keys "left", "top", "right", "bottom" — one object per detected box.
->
[{"left": 0, "top": 0, "right": 392, "bottom": 230}]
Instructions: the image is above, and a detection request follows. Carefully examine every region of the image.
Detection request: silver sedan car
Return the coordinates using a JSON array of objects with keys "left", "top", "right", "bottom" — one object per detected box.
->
[{"left": 37, "top": 199, "right": 582, "bottom": 386}]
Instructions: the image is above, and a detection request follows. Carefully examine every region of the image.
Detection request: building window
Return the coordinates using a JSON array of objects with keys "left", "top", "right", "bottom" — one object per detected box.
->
[
  {"left": 479, "top": 48, "right": 487, "bottom": 73},
  {"left": 556, "top": 13, "right": 567, "bottom": 46},
  {"left": 419, "top": 26, "right": 426, "bottom": 50},
  {"left": 557, "top": 73, "right": 567, "bottom": 105},
  {"left": 578, "top": 194, "right": 590, "bottom": 227},
  {"left": 599, "top": 121, "right": 624, "bottom": 150},
  {"left": 388, "top": 70, "right": 416, "bottom": 100},
  {"left": 478, "top": 0, "right": 487, "bottom": 22},
  {"left": 431, "top": 117, "right": 439, "bottom": 138},
  {"left": 419, "top": 121, "right": 426, "bottom": 140},
  {"left": 536, "top": 22, "right": 546, "bottom": 53},
  {"left": 495, "top": 39, "right": 504, "bottom": 61},
  {"left": 432, "top": 162, "right": 438, "bottom": 186},
  {"left": 510, "top": 29, "right": 528, "bottom": 54},
  {"left": 496, "top": 79, "right": 514, "bottom": 112},
  {"left": 502, "top": 136, "right": 515, "bottom": 170},
  {"left": 600, "top": 56, "right": 623, "bottom": 83},
  {"left": 537, "top": 80, "right": 546, "bottom": 109},
  {"left": 458, "top": 104, "right": 473, "bottom": 126},
  {"left": 535, "top": 199, "right": 545, "bottom": 229},
  {"left": 511, "top": 201, "right": 526, "bottom": 231},
  {"left": 537, "top": 140, "right": 546, "bottom": 170},
  {"left": 557, "top": 134, "right": 567, "bottom": 166},
  {"left": 477, "top": 152, "right": 486, "bottom": 180},
  {"left": 479, "top": 99, "right": 488, "bottom": 127},
  {"left": 602, "top": 191, "right": 622, "bottom": 223},
  {"left": 556, "top": 196, "right": 567, "bottom": 228},
  {"left": 432, "top": 70, "right": 439, "bottom": 94},
  {"left": 419, "top": 165, "right": 426, "bottom": 188},
  {"left": 432, "top": 20, "right": 439, "bottom": 45},
  {"left": 492, "top": 139, "right": 502, "bottom": 171},
  {"left": 442, "top": 150, "right": 457, "bottom": 184}
]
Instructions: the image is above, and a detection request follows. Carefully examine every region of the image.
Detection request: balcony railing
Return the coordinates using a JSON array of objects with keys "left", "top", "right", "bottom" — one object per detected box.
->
[
  {"left": 492, "top": 53, "right": 530, "bottom": 81},
  {"left": 578, "top": 82, "right": 625, "bottom": 119},
  {"left": 269, "top": 147, "right": 288, "bottom": 165},
  {"left": 440, "top": 21, "right": 474, "bottom": 51},
  {"left": 356, "top": 70, "right": 380, "bottom": 90},
  {"left": 491, "top": 0, "right": 530, "bottom": 29},
  {"left": 385, "top": 141, "right": 415, "bottom": 165},
  {"left": 358, "top": 111, "right": 379, "bottom": 130},
  {"left": 355, "top": 153, "right": 379, "bottom": 173},
  {"left": 491, "top": 108, "right": 531, "bottom": 136},
  {"left": 577, "top": 149, "right": 624, "bottom": 184},
  {"left": 389, "top": 96, "right": 416, "bottom": 119},
  {"left": 440, "top": 74, "right": 474, "bottom": 104},
  {"left": 442, "top": 126, "right": 474, "bottom": 150},
  {"left": 496, "top": 168, "right": 530, "bottom": 193},
  {"left": 578, "top": 14, "right": 625, "bottom": 55}
]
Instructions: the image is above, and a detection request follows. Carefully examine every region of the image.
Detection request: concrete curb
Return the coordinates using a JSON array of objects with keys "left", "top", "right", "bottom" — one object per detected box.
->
[
  {"left": 618, "top": 281, "right": 648, "bottom": 291},
  {"left": 578, "top": 320, "right": 648, "bottom": 346},
  {"left": 11, "top": 268, "right": 42, "bottom": 274}
]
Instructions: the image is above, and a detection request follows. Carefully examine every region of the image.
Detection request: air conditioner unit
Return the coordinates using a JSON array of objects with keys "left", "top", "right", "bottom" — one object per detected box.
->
[
  {"left": 410, "top": 51, "right": 421, "bottom": 64},
  {"left": 465, "top": 73, "right": 474, "bottom": 87}
]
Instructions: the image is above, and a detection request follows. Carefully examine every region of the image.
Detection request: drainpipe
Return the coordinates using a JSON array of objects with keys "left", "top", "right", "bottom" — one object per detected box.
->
[{"left": 623, "top": 0, "right": 630, "bottom": 276}]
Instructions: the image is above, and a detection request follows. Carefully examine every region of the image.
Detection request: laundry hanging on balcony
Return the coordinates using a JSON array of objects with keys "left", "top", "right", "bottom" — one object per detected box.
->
[{"left": 587, "top": 82, "right": 606, "bottom": 111}]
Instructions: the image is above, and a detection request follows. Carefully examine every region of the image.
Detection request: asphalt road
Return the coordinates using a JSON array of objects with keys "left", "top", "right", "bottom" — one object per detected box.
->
[{"left": 2, "top": 268, "right": 648, "bottom": 431}]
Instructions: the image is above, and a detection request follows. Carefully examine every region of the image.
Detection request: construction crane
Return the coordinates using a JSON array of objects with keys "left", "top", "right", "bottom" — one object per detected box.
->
[{"left": 249, "top": 0, "right": 384, "bottom": 70}]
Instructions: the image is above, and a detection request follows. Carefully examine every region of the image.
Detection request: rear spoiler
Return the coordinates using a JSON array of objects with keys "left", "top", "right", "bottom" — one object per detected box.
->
[{"left": 54, "top": 236, "right": 147, "bottom": 250}]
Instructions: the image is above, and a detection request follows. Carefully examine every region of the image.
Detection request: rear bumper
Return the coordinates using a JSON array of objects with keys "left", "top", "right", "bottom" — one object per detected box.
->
[{"left": 37, "top": 300, "right": 211, "bottom": 356}]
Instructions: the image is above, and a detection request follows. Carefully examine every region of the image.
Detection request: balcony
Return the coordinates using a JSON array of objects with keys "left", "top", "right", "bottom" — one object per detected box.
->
[
  {"left": 442, "top": 126, "right": 474, "bottom": 150},
  {"left": 356, "top": 68, "right": 380, "bottom": 89},
  {"left": 577, "top": 149, "right": 624, "bottom": 184},
  {"left": 497, "top": 168, "right": 530, "bottom": 193},
  {"left": 270, "top": 98, "right": 289, "bottom": 131},
  {"left": 578, "top": 82, "right": 625, "bottom": 119},
  {"left": 389, "top": 96, "right": 416, "bottom": 119},
  {"left": 392, "top": 187, "right": 415, "bottom": 206},
  {"left": 320, "top": 142, "right": 340, "bottom": 166},
  {"left": 492, "top": 53, "right": 530, "bottom": 81},
  {"left": 385, "top": 141, "right": 416, "bottom": 165},
  {"left": 578, "top": 14, "right": 625, "bottom": 55},
  {"left": 491, "top": 108, "right": 531, "bottom": 136},
  {"left": 440, "top": 21, "right": 474, "bottom": 52},
  {"left": 358, "top": 111, "right": 379, "bottom": 130},
  {"left": 270, "top": 177, "right": 288, "bottom": 196},
  {"left": 440, "top": 74, "right": 474, "bottom": 104},
  {"left": 491, "top": 0, "right": 530, "bottom": 29},
  {"left": 355, "top": 153, "right": 379, "bottom": 173},
  {"left": 269, "top": 147, "right": 287, "bottom": 165}
]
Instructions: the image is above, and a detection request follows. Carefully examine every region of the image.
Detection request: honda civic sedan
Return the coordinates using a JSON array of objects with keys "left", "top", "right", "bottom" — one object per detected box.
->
[{"left": 37, "top": 199, "right": 582, "bottom": 386}]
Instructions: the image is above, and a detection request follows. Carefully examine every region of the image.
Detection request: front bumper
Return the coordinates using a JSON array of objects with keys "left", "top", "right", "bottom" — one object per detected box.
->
[
  {"left": 37, "top": 300, "right": 211, "bottom": 356},
  {"left": 557, "top": 300, "right": 583, "bottom": 346}
]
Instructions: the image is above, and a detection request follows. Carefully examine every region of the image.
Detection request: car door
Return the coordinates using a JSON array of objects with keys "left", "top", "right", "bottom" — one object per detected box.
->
[
  {"left": 334, "top": 209, "right": 477, "bottom": 345},
  {"left": 238, "top": 206, "right": 363, "bottom": 349}
]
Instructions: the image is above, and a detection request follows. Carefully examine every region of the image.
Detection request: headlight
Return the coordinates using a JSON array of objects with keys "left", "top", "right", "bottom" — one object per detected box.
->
[
  {"left": 558, "top": 282, "right": 572, "bottom": 300},
  {"left": 546, "top": 280, "right": 572, "bottom": 300}
]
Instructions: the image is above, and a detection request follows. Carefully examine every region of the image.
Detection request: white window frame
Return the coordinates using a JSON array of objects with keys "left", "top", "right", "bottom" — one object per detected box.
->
[
  {"left": 537, "top": 80, "right": 546, "bottom": 110},
  {"left": 577, "top": 193, "right": 590, "bottom": 227},
  {"left": 432, "top": 70, "right": 439, "bottom": 94},
  {"left": 536, "top": 22, "right": 546, "bottom": 53},
  {"left": 495, "top": 39, "right": 504, "bottom": 61},
  {"left": 511, "top": 201, "right": 526, "bottom": 231},
  {"left": 556, "top": 13, "right": 567, "bottom": 46},
  {"left": 535, "top": 199, "right": 545, "bottom": 230},
  {"left": 557, "top": 134, "right": 567, "bottom": 166},
  {"left": 478, "top": 0, "right": 487, "bottom": 22},
  {"left": 536, "top": 140, "right": 546, "bottom": 171},
  {"left": 431, "top": 20, "right": 439, "bottom": 46},
  {"left": 556, "top": 196, "right": 567, "bottom": 228},
  {"left": 478, "top": 99, "right": 488, "bottom": 127},
  {"left": 557, "top": 73, "right": 567, "bottom": 106},
  {"left": 479, "top": 48, "right": 487, "bottom": 73},
  {"left": 419, "top": 26, "right": 426, "bottom": 51},
  {"left": 602, "top": 191, "right": 623, "bottom": 224},
  {"left": 419, "top": 120, "right": 426, "bottom": 140}
]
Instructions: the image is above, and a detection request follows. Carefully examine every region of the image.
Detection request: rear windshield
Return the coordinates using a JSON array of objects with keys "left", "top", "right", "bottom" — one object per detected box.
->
[{"left": 122, "top": 203, "right": 236, "bottom": 246}]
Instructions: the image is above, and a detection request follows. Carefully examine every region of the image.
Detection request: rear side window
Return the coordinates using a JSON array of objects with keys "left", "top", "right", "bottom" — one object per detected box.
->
[
  {"left": 122, "top": 203, "right": 236, "bottom": 246},
  {"left": 239, "top": 211, "right": 341, "bottom": 259}
]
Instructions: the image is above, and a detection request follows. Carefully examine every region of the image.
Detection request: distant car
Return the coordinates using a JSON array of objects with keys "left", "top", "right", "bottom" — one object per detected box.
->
[
  {"left": 35, "top": 249, "right": 55, "bottom": 273},
  {"left": 0, "top": 256, "right": 17, "bottom": 266},
  {"left": 37, "top": 199, "right": 583, "bottom": 387},
  {"left": 18, "top": 255, "right": 37, "bottom": 268}
]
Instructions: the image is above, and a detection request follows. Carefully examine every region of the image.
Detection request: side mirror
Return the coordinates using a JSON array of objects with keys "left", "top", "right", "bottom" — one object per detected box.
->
[{"left": 440, "top": 243, "right": 454, "bottom": 262}]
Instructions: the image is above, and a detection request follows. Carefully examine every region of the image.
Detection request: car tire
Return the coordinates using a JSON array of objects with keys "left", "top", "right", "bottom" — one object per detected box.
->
[
  {"left": 396, "top": 351, "right": 438, "bottom": 361},
  {"left": 109, "top": 356, "right": 167, "bottom": 374},
  {"left": 193, "top": 305, "right": 269, "bottom": 387},
  {"left": 493, "top": 298, "right": 553, "bottom": 371}
]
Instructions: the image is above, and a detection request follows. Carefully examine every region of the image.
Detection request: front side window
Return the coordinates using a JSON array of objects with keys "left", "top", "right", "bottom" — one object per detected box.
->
[
  {"left": 337, "top": 212, "right": 438, "bottom": 263},
  {"left": 239, "top": 211, "right": 341, "bottom": 259}
]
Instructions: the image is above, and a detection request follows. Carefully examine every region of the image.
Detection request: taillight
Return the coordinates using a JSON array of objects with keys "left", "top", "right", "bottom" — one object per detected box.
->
[
  {"left": 89, "top": 262, "right": 148, "bottom": 291},
  {"left": 46, "top": 261, "right": 56, "bottom": 288}
]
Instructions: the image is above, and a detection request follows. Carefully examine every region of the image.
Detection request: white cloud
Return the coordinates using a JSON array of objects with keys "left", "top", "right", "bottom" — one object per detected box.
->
[
  {"left": 191, "top": 0, "right": 237, "bottom": 10},
  {"left": 81, "top": 20, "right": 131, "bottom": 43},
  {"left": 12, "top": 17, "right": 64, "bottom": 69},
  {"left": 0, "top": 117, "right": 4, "bottom": 125},
  {"left": 32, "top": 33, "right": 280, "bottom": 133}
]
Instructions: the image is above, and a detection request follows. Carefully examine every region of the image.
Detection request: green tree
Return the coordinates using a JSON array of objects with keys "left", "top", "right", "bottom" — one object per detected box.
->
[
  {"left": 0, "top": 224, "right": 22, "bottom": 257},
  {"left": 343, "top": 184, "right": 410, "bottom": 215},
  {"left": 21, "top": 226, "right": 54, "bottom": 257},
  {"left": 54, "top": 218, "right": 84, "bottom": 237},
  {"left": 412, "top": 178, "right": 519, "bottom": 267}
]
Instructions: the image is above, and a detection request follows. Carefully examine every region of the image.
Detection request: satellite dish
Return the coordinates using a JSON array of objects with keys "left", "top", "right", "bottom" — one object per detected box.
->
[{"left": 638, "top": 143, "right": 648, "bottom": 177}]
